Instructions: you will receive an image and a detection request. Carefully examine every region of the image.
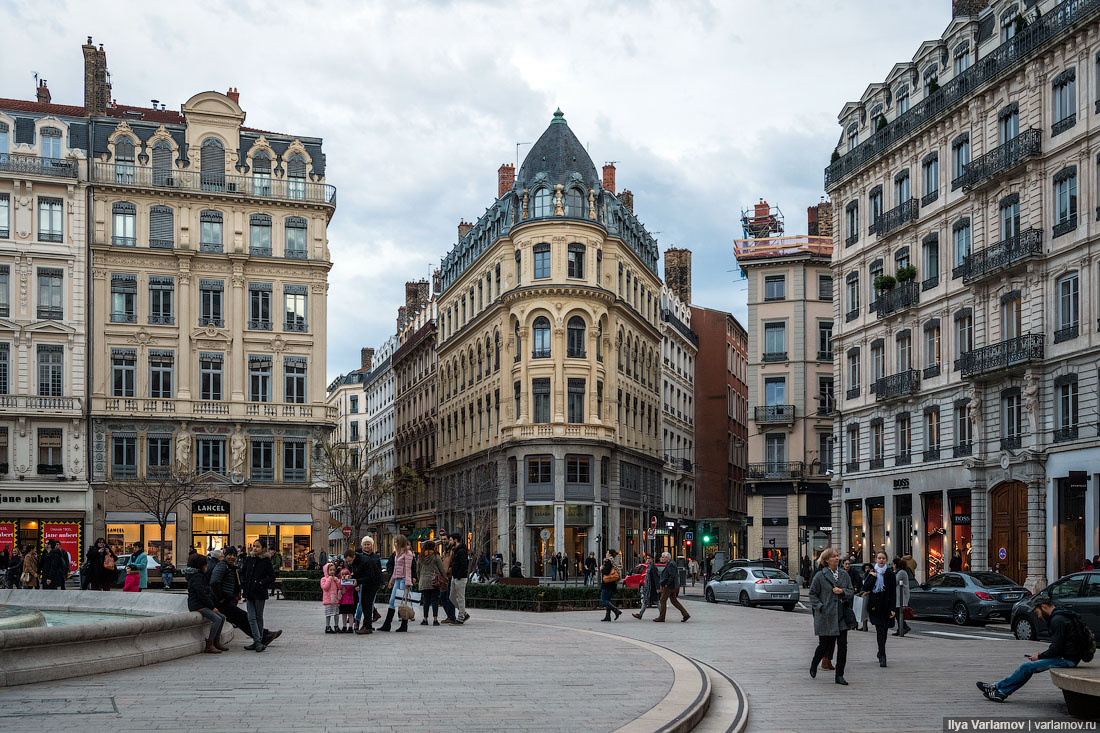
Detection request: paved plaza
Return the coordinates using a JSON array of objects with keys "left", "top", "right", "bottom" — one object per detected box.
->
[{"left": 0, "top": 592, "right": 1080, "bottom": 732}]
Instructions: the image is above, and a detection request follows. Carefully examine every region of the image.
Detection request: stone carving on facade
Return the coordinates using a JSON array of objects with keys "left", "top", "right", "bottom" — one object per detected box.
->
[
  {"left": 230, "top": 423, "right": 247, "bottom": 475},
  {"left": 588, "top": 189, "right": 597, "bottom": 220},
  {"left": 553, "top": 184, "right": 564, "bottom": 215},
  {"left": 521, "top": 190, "right": 529, "bottom": 220},
  {"left": 175, "top": 422, "right": 192, "bottom": 472},
  {"left": 1023, "top": 371, "right": 1040, "bottom": 427}
]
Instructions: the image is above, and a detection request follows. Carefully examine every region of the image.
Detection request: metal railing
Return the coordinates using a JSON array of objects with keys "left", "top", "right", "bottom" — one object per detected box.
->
[
  {"left": 1054, "top": 426, "right": 1079, "bottom": 442},
  {"left": 824, "top": 0, "right": 1100, "bottom": 190},
  {"left": 874, "top": 281, "right": 919, "bottom": 318},
  {"left": 0, "top": 153, "right": 77, "bottom": 178},
  {"left": 747, "top": 462, "right": 805, "bottom": 480},
  {"left": 959, "top": 334, "right": 1044, "bottom": 377},
  {"left": 92, "top": 162, "right": 337, "bottom": 205},
  {"left": 873, "top": 369, "right": 920, "bottom": 401},
  {"left": 1054, "top": 324, "right": 1079, "bottom": 344},
  {"left": 958, "top": 129, "right": 1042, "bottom": 191},
  {"left": 870, "top": 199, "right": 918, "bottom": 238},
  {"left": 954, "top": 228, "right": 1043, "bottom": 283},
  {"left": 762, "top": 351, "right": 788, "bottom": 363},
  {"left": 754, "top": 405, "right": 795, "bottom": 423}
]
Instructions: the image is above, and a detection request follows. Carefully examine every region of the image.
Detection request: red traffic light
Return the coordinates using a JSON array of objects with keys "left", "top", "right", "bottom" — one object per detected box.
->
[{"left": 686, "top": 539, "right": 692, "bottom": 546}]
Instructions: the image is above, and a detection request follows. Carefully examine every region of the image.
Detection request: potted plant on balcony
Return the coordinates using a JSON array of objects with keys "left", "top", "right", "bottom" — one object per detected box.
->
[
  {"left": 831, "top": 148, "right": 841, "bottom": 163},
  {"left": 873, "top": 274, "right": 896, "bottom": 292},
  {"left": 895, "top": 265, "right": 917, "bottom": 283},
  {"left": 927, "top": 78, "right": 939, "bottom": 93},
  {"left": 875, "top": 114, "right": 888, "bottom": 132}
]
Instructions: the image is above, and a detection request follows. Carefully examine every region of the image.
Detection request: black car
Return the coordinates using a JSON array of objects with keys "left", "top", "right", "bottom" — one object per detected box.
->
[
  {"left": 1011, "top": 571, "right": 1100, "bottom": 641},
  {"left": 908, "top": 571, "right": 1029, "bottom": 625}
]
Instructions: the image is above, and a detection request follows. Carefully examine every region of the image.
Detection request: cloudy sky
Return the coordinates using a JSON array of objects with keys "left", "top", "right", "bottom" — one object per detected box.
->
[{"left": 2, "top": 0, "right": 946, "bottom": 382}]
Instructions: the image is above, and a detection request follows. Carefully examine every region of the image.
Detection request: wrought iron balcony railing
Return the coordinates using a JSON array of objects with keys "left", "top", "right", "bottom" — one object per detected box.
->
[
  {"left": 957, "top": 129, "right": 1042, "bottom": 191},
  {"left": 824, "top": 0, "right": 1100, "bottom": 190},
  {"left": 959, "top": 334, "right": 1044, "bottom": 378},
  {"left": 1053, "top": 215, "right": 1078, "bottom": 239},
  {"left": 755, "top": 405, "right": 795, "bottom": 423},
  {"left": 747, "top": 462, "right": 804, "bottom": 480},
  {"left": 1054, "top": 425, "right": 1079, "bottom": 442},
  {"left": 869, "top": 457, "right": 885, "bottom": 470},
  {"left": 762, "top": 351, "right": 788, "bottom": 363},
  {"left": 923, "top": 448, "right": 941, "bottom": 462},
  {"left": 1054, "top": 324, "right": 1079, "bottom": 344},
  {"left": 874, "top": 281, "right": 919, "bottom": 318},
  {"left": 1001, "top": 435, "right": 1022, "bottom": 450},
  {"left": 953, "top": 228, "right": 1043, "bottom": 283},
  {"left": 0, "top": 153, "right": 78, "bottom": 178},
  {"left": 870, "top": 198, "right": 918, "bottom": 238},
  {"left": 953, "top": 443, "right": 973, "bottom": 458},
  {"left": 873, "top": 369, "right": 920, "bottom": 401},
  {"left": 92, "top": 162, "right": 337, "bottom": 205},
  {"left": 817, "top": 350, "right": 833, "bottom": 361},
  {"left": 896, "top": 453, "right": 912, "bottom": 466}
]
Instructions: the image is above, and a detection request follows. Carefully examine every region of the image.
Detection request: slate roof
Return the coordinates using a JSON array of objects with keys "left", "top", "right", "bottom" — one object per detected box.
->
[{"left": 515, "top": 109, "right": 599, "bottom": 192}]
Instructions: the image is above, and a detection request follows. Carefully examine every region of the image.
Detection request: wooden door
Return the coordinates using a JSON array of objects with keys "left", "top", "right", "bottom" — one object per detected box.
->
[{"left": 988, "top": 481, "right": 1028, "bottom": 584}]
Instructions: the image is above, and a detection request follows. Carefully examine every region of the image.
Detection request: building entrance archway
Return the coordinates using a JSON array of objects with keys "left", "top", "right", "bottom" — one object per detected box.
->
[{"left": 988, "top": 481, "right": 1027, "bottom": 584}]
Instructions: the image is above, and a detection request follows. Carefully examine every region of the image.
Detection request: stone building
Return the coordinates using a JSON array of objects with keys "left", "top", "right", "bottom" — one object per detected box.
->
[
  {"left": 658, "top": 275, "right": 697, "bottom": 559},
  {"left": 82, "top": 41, "right": 336, "bottom": 566},
  {"left": 824, "top": 0, "right": 1100, "bottom": 588},
  {"left": 324, "top": 347, "right": 372, "bottom": 551},
  {"left": 433, "top": 110, "right": 663, "bottom": 576},
  {"left": 363, "top": 333, "right": 397, "bottom": 553}
]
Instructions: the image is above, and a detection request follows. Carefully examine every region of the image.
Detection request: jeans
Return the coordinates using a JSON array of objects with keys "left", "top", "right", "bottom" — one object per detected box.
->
[
  {"left": 995, "top": 657, "right": 1077, "bottom": 696},
  {"left": 812, "top": 632, "right": 848, "bottom": 676},
  {"left": 441, "top": 579, "right": 456, "bottom": 620},
  {"left": 356, "top": 581, "right": 380, "bottom": 625},
  {"left": 600, "top": 587, "right": 619, "bottom": 615},
  {"left": 162, "top": 573, "right": 173, "bottom": 589},
  {"left": 450, "top": 578, "right": 467, "bottom": 620},
  {"left": 388, "top": 578, "right": 407, "bottom": 609},
  {"left": 421, "top": 588, "right": 440, "bottom": 617},
  {"left": 246, "top": 597, "right": 266, "bottom": 644},
  {"left": 198, "top": 607, "right": 225, "bottom": 643}
]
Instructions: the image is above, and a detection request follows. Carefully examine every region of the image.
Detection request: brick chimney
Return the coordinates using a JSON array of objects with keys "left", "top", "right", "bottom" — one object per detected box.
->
[
  {"left": 807, "top": 199, "right": 833, "bottom": 238},
  {"left": 602, "top": 163, "right": 616, "bottom": 194},
  {"left": 620, "top": 190, "right": 633, "bottom": 214},
  {"left": 82, "top": 37, "right": 110, "bottom": 116},
  {"left": 498, "top": 164, "right": 515, "bottom": 197},
  {"left": 226, "top": 87, "right": 240, "bottom": 104},
  {"left": 952, "top": 0, "right": 989, "bottom": 16},
  {"left": 458, "top": 220, "right": 473, "bottom": 241},
  {"left": 432, "top": 269, "right": 442, "bottom": 294},
  {"left": 36, "top": 80, "right": 51, "bottom": 104},
  {"left": 664, "top": 248, "right": 692, "bottom": 305},
  {"left": 397, "top": 305, "right": 408, "bottom": 333},
  {"left": 416, "top": 279, "right": 430, "bottom": 306},
  {"left": 361, "top": 347, "right": 375, "bottom": 371}
]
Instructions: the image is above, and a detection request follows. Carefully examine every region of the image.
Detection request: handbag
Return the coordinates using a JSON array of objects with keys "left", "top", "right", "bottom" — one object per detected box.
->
[
  {"left": 903, "top": 606, "right": 915, "bottom": 621},
  {"left": 103, "top": 555, "right": 116, "bottom": 571},
  {"left": 397, "top": 588, "right": 416, "bottom": 621},
  {"left": 842, "top": 600, "right": 857, "bottom": 630},
  {"left": 603, "top": 568, "right": 620, "bottom": 584},
  {"left": 20, "top": 571, "right": 32, "bottom": 585},
  {"left": 431, "top": 572, "right": 449, "bottom": 590}
]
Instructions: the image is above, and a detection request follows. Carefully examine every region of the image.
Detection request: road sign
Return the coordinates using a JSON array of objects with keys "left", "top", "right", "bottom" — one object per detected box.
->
[
  {"left": 685, "top": 532, "right": 693, "bottom": 541},
  {"left": 651, "top": 515, "right": 657, "bottom": 529},
  {"left": 341, "top": 526, "right": 352, "bottom": 538},
  {"left": 540, "top": 528, "right": 551, "bottom": 540},
  {"left": 647, "top": 528, "right": 656, "bottom": 539},
  {"left": 998, "top": 547, "right": 1007, "bottom": 560}
]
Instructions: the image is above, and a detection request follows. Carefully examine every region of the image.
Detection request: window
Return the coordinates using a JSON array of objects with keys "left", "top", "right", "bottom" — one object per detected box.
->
[
  {"left": 956, "top": 403, "right": 972, "bottom": 452},
  {"left": 350, "top": 395, "right": 359, "bottom": 414},
  {"left": 38, "top": 197, "right": 62, "bottom": 242},
  {"left": 1000, "top": 6, "right": 1019, "bottom": 41},
  {"left": 847, "top": 124, "right": 859, "bottom": 150},
  {"left": 845, "top": 202, "right": 859, "bottom": 244},
  {"left": 147, "top": 435, "right": 172, "bottom": 475},
  {"left": 248, "top": 356, "right": 272, "bottom": 403},
  {"left": 1001, "top": 292, "right": 1022, "bottom": 340},
  {"left": 818, "top": 322, "right": 833, "bottom": 359},
  {"left": 764, "top": 274, "right": 786, "bottom": 301},
  {"left": 112, "top": 435, "right": 137, "bottom": 478},
  {"left": 871, "top": 421, "right": 884, "bottom": 465},
  {"left": 567, "top": 316, "right": 586, "bottom": 357},
  {"left": 1054, "top": 167, "right": 1078, "bottom": 236},
  {"left": 149, "top": 205, "right": 174, "bottom": 249},
  {"left": 846, "top": 349, "right": 860, "bottom": 395},
  {"left": 818, "top": 274, "right": 833, "bottom": 300},
  {"left": 252, "top": 152, "right": 271, "bottom": 196},
  {"left": 1000, "top": 195, "right": 1020, "bottom": 239},
  {"left": 896, "top": 85, "right": 910, "bottom": 114},
  {"left": 199, "top": 353, "right": 223, "bottom": 401},
  {"left": 566, "top": 455, "right": 591, "bottom": 483},
  {"left": 199, "top": 210, "right": 223, "bottom": 253},
  {"left": 922, "top": 154, "right": 938, "bottom": 201},
  {"left": 0, "top": 193, "right": 9, "bottom": 238},
  {"left": 0, "top": 343, "right": 7, "bottom": 394},
  {"left": 896, "top": 414, "right": 912, "bottom": 460},
  {"left": 533, "top": 188, "right": 552, "bottom": 217},
  {"left": 350, "top": 421, "right": 359, "bottom": 442},
  {"left": 1057, "top": 377, "right": 1079, "bottom": 438},
  {"left": 869, "top": 259, "right": 884, "bottom": 295},
  {"left": 896, "top": 331, "right": 912, "bottom": 371},
  {"left": 197, "top": 437, "right": 226, "bottom": 474},
  {"left": 251, "top": 439, "right": 274, "bottom": 481},
  {"left": 953, "top": 219, "right": 971, "bottom": 267},
  {"left": 567, "top": 378, "right": 585, "bottom": 424},
  {"left": 1052, "top": 69, "right": 1077, "bottom": 134},
  {"left": 871, "top": 340, "right": 885, "bottom": 382},
  {"left": 847, "top": 424, "right": 860, "bottom": 465},
  {"left": 846, "top": 274, "right": 860, "bottom": 317},
  {"left": 1002, "top": 389, "right": 1022, "bottom": 446},
  {"left": 764, "top": 433, "right": 786, "bottom": 470},
  {"left": 515, "top": 251, "right": 521, "bottom": 285},
  {"left": 513, "top": 380, "right": 521, "bottom": 420},
  {"left": 200, "top": 138, "right": 225, "bottom": 191},
  {"left": 285, "top": 357, "right": 307, "bottom": 403},
  {"left": 869, "top": 188, "right": 883, "bottom": 231},
  {"left": 38, "top": 428, "right": 63, "bottom": 473},
  {"left": 249, "top": 283, "right": 272, "bottom": 330},
  {"left": 152, "top": 141, "right": 173, "bottom": 187},
  {"left": 923, "top": 237, "right": 939, "bottom": 286},
  {"left": 110, "top": 274, "right": 137, "bottom": 323},
  {"left": 0, "top": 122, "right": 7, "bottom": 155},
  {"left": 763, "top": 322, "right": 786, "bottom": 359},
  {"left": 953, "top": 42, "right": 969, "bottom": 74},
  {"left": 1057, "top": 273, "right": 1079, "bottom": 339},
  {"left": 37, "top": 345, "right": 62, "bottom": 397},
  {"left": 818, "top": 376, "right": 834, "bottom": 414},
  {"left": 894, "top": 170, "right": 910, "bottom": 203},
  {"left": 764, "top": 377, "right": 786, "bottom": 406},
  {"left": 527, "top": 456, "right": 552, "bottom": 484},
  {"left": 285, "top": 217, "right": 307, "bottom": 259},
  {"left": 532, "top": 377, "right": 550, "bottom": 423},
  {"left": 567, "top": 244, "right": 585, "bottom": 278},
  {"left": 952, "top": 135, "right": 970, "bottom": 182},
  {"left": 533, "top": 244, "right": 550, "bottom": 279},
  {"left": 924, "top": 322, "right": 941, "bottom": 370},
  {"left": 149, "top": 350, "right": 173, "bottom": 399},
  {"left": 283, "top": 440, "right": 307, "bottom": 483},
  {"left": 113, "top": 136, "right": 134, "bottom": 182},
  {"left": 924, "top": 408, "right": 940, "bottom": 457},
  {"left": 955, "top": 311, "right": 973, "bottom": 361},
  {"left": 37, "top": 268, "right": 62, "bottom": 320},
  {"left": 287, "top": 154, "right": 307, "bottom": 199},
  {"left": 820, "top": 432, "right": 834, "bottom": 471},
  {"left": 149, "top": 276, "right": 174, "bottom": 325},
  {"left": 199, "top": 279, "right": 224, "bottom": 327},
  {"left": 249, "top": 214, "right": 271, "bottom": 256},
  {"left": 112, "top": 202, "right": 136, "bottom": 246},
  {"left": 999, "top": 105, "right": 1019, "bottom": 144},
  {"left": 532, "top": 316, "right": 551, "bottom": 358},
  {"left": 110, "top": 349, "right": 136, "bottom": 397},
  {"left": 284, "top": 285, "right": 307, "bottom": 331}
]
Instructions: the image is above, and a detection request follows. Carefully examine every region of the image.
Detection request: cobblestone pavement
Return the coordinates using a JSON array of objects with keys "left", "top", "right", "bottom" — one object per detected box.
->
[{"left": 0, "top": 592, "right": 1077, "bottom": 732}]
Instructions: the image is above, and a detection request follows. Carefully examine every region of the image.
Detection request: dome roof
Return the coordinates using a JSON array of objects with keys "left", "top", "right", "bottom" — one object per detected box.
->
[{"left": 516, "top": 109, "right": 599, "bottom": 192}]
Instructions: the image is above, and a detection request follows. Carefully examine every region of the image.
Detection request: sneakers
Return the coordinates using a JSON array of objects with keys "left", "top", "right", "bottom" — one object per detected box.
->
[
  {"left": 976, "top": 682, "right": 1006, "bottom": 702},
  {"left": 632, "top": 613, "right": 642, "bottom": 620},
  {"left": 433, "top": 619, "right": 440, "bottom": 626},
  {"left": 463, "top": 612, "right": 470, "bottom": 622},
  {"left": 243, "top": 642, "right": 258, "bottom": 651}
]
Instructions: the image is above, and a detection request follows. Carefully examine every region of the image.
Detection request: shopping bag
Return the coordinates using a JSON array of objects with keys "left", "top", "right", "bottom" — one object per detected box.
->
[{"left": 852, "top": 593, "right": 865, "bottom": 621}]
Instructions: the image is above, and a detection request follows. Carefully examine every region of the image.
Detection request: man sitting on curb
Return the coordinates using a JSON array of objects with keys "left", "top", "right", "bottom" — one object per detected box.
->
[{"left": 977, "top": 593, "right": 1088, "bottom": 702}]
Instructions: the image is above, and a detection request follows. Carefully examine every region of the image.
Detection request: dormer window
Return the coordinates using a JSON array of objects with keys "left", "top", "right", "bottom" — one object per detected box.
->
[
  {"left": 1001, "top": 5, "right": 1020, "bottom": 42},
  {"left": 41, "top": 126, "right": 62, "bottom": 160},
  {"left": 953, "top": 42, "right": 970, "bottom": 75},
  {"left": 847, "top": 123, "right": 859, "bottom": 150},
  {"left": 895, "top": 85, "right": 910, "bottom": 114},
  {"left": 565, "top": 187, "right": 585, "bottom": 217},
  {"left": 252, "top": 152, "right": 271, "bottom": 196},
  {"left": 533, "top": 187, "right": 552, "bottom": 218},
  {"left": 114, "top": 136, "right": 135, "bottom": 183}
]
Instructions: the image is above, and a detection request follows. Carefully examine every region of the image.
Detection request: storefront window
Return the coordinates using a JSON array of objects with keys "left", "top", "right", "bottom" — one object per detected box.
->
[
  {"left": 949, "top": 492, "right": 972, "bottom": 572},
  {"left": 245, "top": 524, "right": 311, "bottom": 569},
  {"left": 1058, "top": 476, "right": 1087, "bottom": 578},
  {"left": 846, "top": 501, "right": 863, "bottom": 561},
  {"left": 868, "top": 498, "right": 885, "bottom": 557},
  {"left": 192, "top": 513, "right": 230, "bottom": 554},
  {"left": 106, "top": 522, "right": 177, "bottom": 563},
  {"left": 923, "top": 493, "right": 944, "bottom": 577},
  {"left": 894, "top": 494, "right": 913, "bottom": 559}
]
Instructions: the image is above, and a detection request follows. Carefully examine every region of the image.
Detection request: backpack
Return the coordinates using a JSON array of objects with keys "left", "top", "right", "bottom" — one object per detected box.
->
[{"left": 1069, "top": 612, "right": 1096, "bottom": 662}]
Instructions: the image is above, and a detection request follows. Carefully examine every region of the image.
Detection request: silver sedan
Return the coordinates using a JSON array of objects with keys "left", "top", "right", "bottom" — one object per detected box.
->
[{"left": 705, "top": 566, "right": 799, "bottom": 610}]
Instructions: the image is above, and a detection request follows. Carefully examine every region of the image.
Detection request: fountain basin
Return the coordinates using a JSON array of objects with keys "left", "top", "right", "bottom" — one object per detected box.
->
[{"left": 0, "top": 605, "right": 46, "bottom": 630}]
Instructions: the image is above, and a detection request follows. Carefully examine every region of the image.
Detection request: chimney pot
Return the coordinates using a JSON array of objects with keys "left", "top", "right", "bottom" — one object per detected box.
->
[
  {"left": 458, "top": 220, "right": 473, "bottom": 240},
  {"left": 497, "top": 163, "right": 515, "bottom": 198},
  {"left": 602, "top": 164, "right": 616, "bottom": 194},
  {"left": 620, "top": 189, "right": 634, "bottom": 214},
  {"left": 36, "top": 80, "right": 51, "bottom": 104},
  {"left": 361, "top": 347, "right": 375, "bottom": 370},
  {"left": 226, "top": 87, "right": 240, "bottom": 104}
]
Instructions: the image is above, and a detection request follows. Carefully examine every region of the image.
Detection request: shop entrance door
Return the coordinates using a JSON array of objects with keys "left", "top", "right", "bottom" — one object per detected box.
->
[{"left": 989, "top": 481, "right": 1028, "bottom": 584}]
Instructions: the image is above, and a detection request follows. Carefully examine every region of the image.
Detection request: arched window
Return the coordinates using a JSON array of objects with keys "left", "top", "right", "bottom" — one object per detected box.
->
[
  {"left": 287, "top": 153, "right": 307, "bottom": 199},
  {"left": 532, "top": 317, "right": 551, "bottom": 358},
  {"left": 533, "top": 188, "right": 552, "bottom": 217},
  {"left": 494, "top": 332, "right": 501, "bottom": 371},
  {"left": 514, "top": 322, "right": 521, "bottom": 363},
  {"left": 152, "top": 141, "right": 173, "bottom": 186},
  {"left": 252, "top": 151, "right": 271, "bottom": 196},
  {"left": 565, "top": 187, "right": 585, "bottom": 217},
  {"left": 115, "top": 137, "right": 135, "bottom": 183},
  {"left": 476, "top": 342, "right": 483, "bottom": 380},
  {"left": 567, "top": 316, "right": 586, "bottom": 357},
  {"left": 200, "top": 138, "right": 225, "bottom": 191},
  {"left": 596, "top": 323, "right": 603, "bottom": 362}
]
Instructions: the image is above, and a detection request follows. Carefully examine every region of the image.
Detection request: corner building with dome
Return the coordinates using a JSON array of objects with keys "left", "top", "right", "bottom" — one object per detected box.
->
[{"left": 434, "top": 110, "right": 663, "bottom": 575}]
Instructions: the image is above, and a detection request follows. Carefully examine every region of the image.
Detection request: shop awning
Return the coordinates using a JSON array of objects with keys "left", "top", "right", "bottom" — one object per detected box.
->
[
  {"left": 245, "top": 513, "right": 313, "bottom": 524},
  {"left": 106, "top": 512, "right": 176, "bottom": 523}
]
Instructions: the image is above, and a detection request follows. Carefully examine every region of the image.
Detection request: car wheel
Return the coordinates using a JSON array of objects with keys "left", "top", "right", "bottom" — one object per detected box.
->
[
  {"left": 782, "top": 604, "right": 795, "bottom": 612},
  {"left": 1013, "top": 615, "right": 1037, "bottom": 641},
  {"left": 704, "top": 588, "right": 715, "bottom": 603},
  {"left": 952, "top": 602, "right": 971, "bottom": 626},
  {"left": 739, "top": 590, "right": 752, "bottom": 607}
]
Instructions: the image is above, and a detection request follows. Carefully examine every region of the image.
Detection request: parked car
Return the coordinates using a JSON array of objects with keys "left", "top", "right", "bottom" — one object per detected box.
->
[
  {"left": 712, "top": 558, "right": 779, "bottom": 580},
  {"left": 705, "top": 566, "right": 798, "bottom": 610},
  {"left": 1011, "top": 571, "right": 1100, "bottom": 641},
  {"left": 623, "top": 562, "right": 665, "bottom": 590},
  {"left": 908, "top": 571, "right": 1029, "bottom": 625}
]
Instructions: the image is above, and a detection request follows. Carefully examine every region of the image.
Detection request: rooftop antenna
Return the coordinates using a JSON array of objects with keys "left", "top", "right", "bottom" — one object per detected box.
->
[
  {"left": 33, "top": 71, "right": 40, "bottom": 86},
  {"left": 515, "top": 141, "right": 532, "bottom": 170}
]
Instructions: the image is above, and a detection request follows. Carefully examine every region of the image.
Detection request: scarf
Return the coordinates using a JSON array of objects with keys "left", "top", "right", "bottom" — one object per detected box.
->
[{"left": 873, "top": 562, "right": 888, "bottom": 593}]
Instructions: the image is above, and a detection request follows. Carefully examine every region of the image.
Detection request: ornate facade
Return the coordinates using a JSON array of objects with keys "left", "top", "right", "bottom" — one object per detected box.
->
[
  {"left": 658, "top": 283, "right": 697, "bottom": 558},
  {"left": 393, "top": 290, "right": 437, "bottom": 542},
  {"left": 325, "top": 348, "right": 372, "bottom": 551}
]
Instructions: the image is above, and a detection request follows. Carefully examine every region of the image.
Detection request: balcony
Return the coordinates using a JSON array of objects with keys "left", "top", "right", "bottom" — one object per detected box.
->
[
  {"left": 0, "top": 153, "right": 78, "bottom": 178},
  {"left": 845, "top": 461, "right": 859, "bottom": 473},
  {"left": 953, "top": 443, "right": 973, "bottom": 458},
  {"left": 873, "top": 369, "right": 920, "bottom": 401},
  {"left": 922, "top": 275, "right": 939, "bottom": 291},
  {"left": 747, "top": 462, "right": 804, "bottom": 480},
  {"left": 869, "top": 457, "right": 885, "bottom": 470},
  {"left": 1052, "top": 114, "right": 1077, "bottom": 137},
  {"left": 37, "top": 464, "right": 64, "bottom": 475},
  {"left": 1001, "top": 435, "right": 1022, "bottom": 451},
  {"left": 870, "top": 199, "right": 918, "bottom": 239},
  {"left": 923, "top": 448, "right": 940, "bottom": 462},
  {"left": 92, "top": 162, "right": 337, "bottom": 206},
  {"left": 95, "top": 396, "right": 338, "bottom": 422},
  {"left": 921, "top": 190, "right": 939, "bottom": 207},
  {"left": 896, "top": 453, "right": 912, "bottom": 466},
  {"left": 845, "top": 386, "right": 860, "bottom": 400},
  {"left": 824, "top": 0, "right": 1100, "bottom": 190},
  {"left": 957, "top": 129, "right": 1042, "bottom": 191},
  {"left": 873, "top": 281, "right": 919, "bottom": 318},
  {"left": 817, "top": 350, "right": 833, "bottom": 361},
  {"left": 755, "top": 405, "right": 795, "bottom": 424},
  {"left": 249, "top": 319, "right": 273, "bottom": 331},
  {"left": 959, "top": 334, "right": 1044, "bottom": 378},
  {"left": 1053, "top": 215, "right": 1078, "bottom": 239},
  {"left": 923, "top": 365, "right": 941, "bottom": 379},
  {"left": 953, "top": 228, "right": 1043, "bottom": 283},
  {"left": 1054, "top": 324, "right": 1079, "bottom": 344},
  {"left": 0, "top": 395, "right": 82, "bottom": 412},
  {"left": 845, "top": 309, "right": 859, "bottom": 323},
  {"left": 1054, "top": 426, "right": 1079, "bottom": 443},
  {"left": 762, "top": 351, "right": 788, "bottom": 363}
]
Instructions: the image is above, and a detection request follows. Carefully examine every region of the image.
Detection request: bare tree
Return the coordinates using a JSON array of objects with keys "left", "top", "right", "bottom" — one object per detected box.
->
[
  {"left": 441, "top": 444, "right": 505, "bottom": 577},
  {"left": 107, "top": 467, "right": 212, "bottom": 563},
  {"left": 316, "top": 439, "right": 422, "bottom": 544}
]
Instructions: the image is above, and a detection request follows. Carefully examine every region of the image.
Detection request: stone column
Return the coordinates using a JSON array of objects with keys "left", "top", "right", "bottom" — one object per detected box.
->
[
  {"left": 518, "top": 327, "right": 529, "bottom": 422},
  {"left": 515, "top": 503, "right": 526, "bottom": 570},
  {"left": 230, "top": 268, "right": 245, "bottom": 402},
  {"left": 591, "top": 503, "right": 603, "bottom": 555},
  {"left": 554, "top": 503, "right": 565, "bottom": 556},
  {"left": 553, "top": 326, "right": 565, "bottom": 422},
  {"left": 1025, "top": 473, "right": 1048, "bottom": 593},
  {"left": 969, "top": 474, "right": 988, "bottom": 575},
  {"left": 177, "top": 269, "right": 193, "bottom": 400}
]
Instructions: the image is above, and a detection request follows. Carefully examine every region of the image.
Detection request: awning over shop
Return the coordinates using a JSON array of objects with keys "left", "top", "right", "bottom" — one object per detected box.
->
[
  {"left": 106, "top": 512, "right": 176, "bottom": 522},
  {"left": 407, "top": 529, "right": 435, "bottom": 541},
  {"left": 245, "top": 513, "right": 313, "bottom": 524}
]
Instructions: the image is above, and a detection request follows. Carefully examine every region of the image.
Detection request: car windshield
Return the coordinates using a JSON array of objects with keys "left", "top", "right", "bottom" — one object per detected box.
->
[
  {"left": 970, "top": 572, "right": 1015, "bottom": 587},
  {"left": 751, "top": 569, "right": 789, "bottom": 579}
]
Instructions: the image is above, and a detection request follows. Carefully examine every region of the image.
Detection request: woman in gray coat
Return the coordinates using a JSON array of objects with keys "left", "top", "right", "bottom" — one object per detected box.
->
[
  {"left": 809, "top": 547, "right": 854, "bottom": 685},
  {"left": 892, "top": 557, "right": 911, "bottom": 637}
]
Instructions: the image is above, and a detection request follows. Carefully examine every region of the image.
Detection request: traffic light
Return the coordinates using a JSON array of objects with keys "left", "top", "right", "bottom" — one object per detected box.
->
[
  {"left": 686, "top": 539, "right": 693, "bottom": 548},
  {"left": 702, "top": 533, "right": 712, "bottom": 544}
]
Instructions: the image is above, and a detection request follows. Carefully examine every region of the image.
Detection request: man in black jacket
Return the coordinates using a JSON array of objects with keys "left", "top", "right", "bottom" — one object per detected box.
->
[
  {"left": 210, "top": 547, "right": 254, "bottom": 636},
  {"left": 40, "top": 540, "right": 67, "bottom": 590},
  {"left": 584, "top": 552, "right": 598, "bottom": 586},
  {"left": 444, "top": 533, "right": 469, "bottom": 625},
  {"left": 351, "top": 538, "right": 383, "bottom": 635},
  {"left": 653, "top": 552, "right": 690, "bottom": 622},
  {"left": 978, "top": 594, "right": 1086, "bottom": 702}
]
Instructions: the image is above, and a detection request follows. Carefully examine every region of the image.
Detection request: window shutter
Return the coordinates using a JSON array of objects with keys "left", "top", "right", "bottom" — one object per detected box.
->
[
  {"left": 253, "top": 152, "right": 271, "bottom": 174},
  {"left": 115, "top": 137, "right": 134, "bottom": 160},
  {"left": 287, "top": 154, "right": 306, "bottom": 177},
  {"left": 149, "top": 206, "right": 174, "bottom": 247},
  {"left": 152, "top": 142, "right": 172, "bottom": 172}
]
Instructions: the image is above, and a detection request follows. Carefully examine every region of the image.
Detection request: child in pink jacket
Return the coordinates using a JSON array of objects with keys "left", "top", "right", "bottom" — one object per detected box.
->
[
  {"left": 338, "top": 567, "right": 356, "bottom": 633},
  {"left": 320, "top": 562, "right": 341, "bottom": 633}
]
